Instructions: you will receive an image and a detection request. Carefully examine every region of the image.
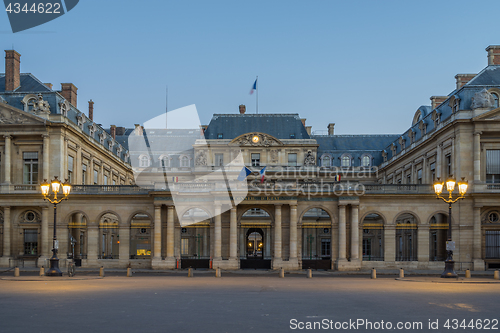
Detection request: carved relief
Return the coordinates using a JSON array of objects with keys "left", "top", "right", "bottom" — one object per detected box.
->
[
  {"left": 231, "top": 133, "right": 283, "bottom": 147},
  {"left": 31, "top": 93, "right": 51, "bottom": 114},
  {"left": 471, "top": 89, "right": 495, "bottom": 110},
  {"left": 195, "top": 150, "right": 207, "bottom": 166},
  {"left": 0, "top": 109, "right": 32, "bottom": 124},
  {"left": 303, "top": 150, "right": 316, "bottom": 166},
  {"left": 270, "top": 149, "right": 279, "bottom": 164}
]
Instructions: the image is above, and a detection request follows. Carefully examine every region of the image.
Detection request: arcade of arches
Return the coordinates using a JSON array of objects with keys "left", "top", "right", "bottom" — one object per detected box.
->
[{"left": 0, "top": 199, "right": 499, "bottom": 271}]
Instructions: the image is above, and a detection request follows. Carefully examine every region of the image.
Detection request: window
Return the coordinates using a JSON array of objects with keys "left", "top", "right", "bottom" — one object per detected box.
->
[
  {"left": 487, "top": 150, "right": 500, "bottom": 183},
  {"left": 251, "top": 153, "right": 260, "bottom": 167},
  {"left": 322, "top": 156, "right": 331, "bottom": 167},
  {"left": 181, "top": 238, "right": 189, "bottom": 255},
  {"left": 23, "top": 152, "right": 38, "bottom": 185},
  {"left": 430, "top": 162, "right": 436, "bottom": 182},
  {"left": 452, "top": 98, "right": 460, "bottom": 113},
  {"left": 68, "top": 155, "right": 74, "bottom": 183},
  {"left": 215, "top": 154, "right": 224, "bottom": 167},
  {"left": 104, "top": 173, "right": 108, "bottom": 185},
  {"left": 112, "top": 179, "right": 116, "bottom": 185},
  {"left": 446, "top": 154, "right": 452, "bottom": 178},
  {"left": 485, "top": 231, "right": 500, "bottom": 259},
  {"left": 140, "top": 155, "right": 149, "bottom": 167},
  {"left": 161, "top": 156, "right": 170, "bottom": 168},
  {"left": 82, "top": 164, "right": 87, "bottom": 184},
  {"left": 288, "top": 153, "right": 297, "bottom": 166},
  {"left": 407, "top": 174, "right": 411, "bottom": 184},
  {"left": 94, "top": 169, "right": 98, "bottom": 185},
  {"left": 493, "top": 93, "right": 499, "bottom": 109},
  {"left": 341, "top": 155, "right": 351, "bottom": 168},
  {"left": 361, "top": 155, "right": 371, "bottom": 167},
  {"left": 181, "top": 156, "right": 190, "bottom": 167},
  {"left": 417, "top": 169, "right": 422, "bottom": 184},
  {"left": 321, "top": 239, "right": 331, "bottom": 257},
  {"left": 217, "top": 133, "right": 223, "bottom": 139},
  {"left": 24, "top": 229, "right": 38, "bottom": 255},
  {"left": 290, "top": 133, "right": 295, "bottom": 139}
]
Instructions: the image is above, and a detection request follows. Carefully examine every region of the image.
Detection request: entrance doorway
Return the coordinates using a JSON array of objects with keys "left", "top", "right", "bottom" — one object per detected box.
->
[{"left": 240, "top": 227, "right": 271, "bottom": 269}]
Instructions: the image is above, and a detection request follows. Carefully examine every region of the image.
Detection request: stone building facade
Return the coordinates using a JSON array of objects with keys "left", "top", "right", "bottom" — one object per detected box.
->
[{"left": 1, "top": 46, "right": 500, "bottom": 271}]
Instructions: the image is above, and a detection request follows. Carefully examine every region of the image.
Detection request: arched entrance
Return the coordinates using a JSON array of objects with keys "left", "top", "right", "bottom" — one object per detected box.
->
[
  {"left": 180, "top": 208, "right": 211, "bottom": 269},
  {"left": 246, "top": 228, "right": 264, "bottom": 259},
  {"left": 240, "top": 208, "right": 272, "bottom": 269},
  {"left": 300, "top": 207, "right": 332, "bottom": 270}
]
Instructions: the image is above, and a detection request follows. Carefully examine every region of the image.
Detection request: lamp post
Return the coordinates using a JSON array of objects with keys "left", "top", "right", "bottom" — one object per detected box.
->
[
  {"left": 41, "top": 176, "right": 71, "bottom": 276},
  {"left": 433, "top": 176, "right": 468, "bottom": 278}
]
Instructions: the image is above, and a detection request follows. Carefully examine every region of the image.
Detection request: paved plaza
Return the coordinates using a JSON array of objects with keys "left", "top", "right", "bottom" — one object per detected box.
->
[{"left": 0, "top": 270, "right": 499, "bottom": 333}]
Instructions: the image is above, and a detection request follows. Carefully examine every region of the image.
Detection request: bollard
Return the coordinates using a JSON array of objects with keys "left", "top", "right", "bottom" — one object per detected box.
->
[
  {"left": 494, "top": 270, "right": 499, "bottom": 280},
  {"left": 399, "top": 268, "right": 404, "bottom": 278},
  {"left": 127, "top": 267, "right": 132, "bottom": 277},
  {"left": 371, "top": 268, "right": 377, "bottom": 279},
  {"left": 307, "top": 269, "right": 312, "bottom": 278},
  {"left": 40, "top": 266, "right": 45, "bottom": 276},
  {"left": 99, "top": 266, "right": 105, "bottom": 277},
  {"left": 188, "top": 267, "right": 193, "bottom": 277},
  {"left": 465, "top": 269, "right": 471, "bottom": 279},
  {"left": 279, "top": 268, "right": 284, "bottom": 278},
  {"left": 215, "top": 268, "right": 221, "bottom": 278},
  {"left": 14, "top": 266, "right": 19, "bottom": 277}
]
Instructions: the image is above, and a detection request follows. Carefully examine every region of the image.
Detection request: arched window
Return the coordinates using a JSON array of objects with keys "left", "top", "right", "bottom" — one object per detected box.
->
[
  {"left": 139, "top": 155, "right": 150, "bottom": 167},
  {"left": 395, "top": 213, "right": 418, "bottom": 261},
  {"left": 321, "top": 154, "right": 331, "bottom": 167},
  {"left": 301, "top": 208, "right": 332, "bottom": 262},
  {"left": 181, "top": 156, "right": 190, "bottom": 167},
  {"left": 493, "top": 93, "right": 499, "bottom": 109},
  {"left": 99, "top": 213, "right": 119, "bottom": 259},
  {"left": 362, "top": 213, "right": 384, "bottom": 261},
  {"left": 429, "top": 213, "right": 447, "bottom": 261},
  {"left": 341, "top": 155, "right": 351, "bottom": 168},
  {"left": 361, "top": 155, "right": 371, "bottom": 167},
  {"left": 160, "top": 155, "right": 170, "bottom": 168}
]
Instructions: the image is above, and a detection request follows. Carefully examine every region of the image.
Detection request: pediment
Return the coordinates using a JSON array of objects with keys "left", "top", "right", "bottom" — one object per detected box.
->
[
  {"left": 229, "top": 132, "right": 284, "bottom": 147},
  {"left": 0, "top": 103, "right": 48, "bottom": 125},
  {"left": 473, "top": 107, "right": 500, "bottom": 121}
]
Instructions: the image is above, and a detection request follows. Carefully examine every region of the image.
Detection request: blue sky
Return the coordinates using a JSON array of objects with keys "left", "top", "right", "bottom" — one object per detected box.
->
[{"left": 1, "top": 0, "right": 498, "bottom": 134}]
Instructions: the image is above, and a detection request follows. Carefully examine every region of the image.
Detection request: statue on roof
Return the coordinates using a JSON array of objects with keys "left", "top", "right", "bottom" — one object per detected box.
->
[
  {"left": 471, "top": 88, "right": 495, "bottom": 109},
  {"left": 303, "top": 150, "right": 316, "bottom": 166}
]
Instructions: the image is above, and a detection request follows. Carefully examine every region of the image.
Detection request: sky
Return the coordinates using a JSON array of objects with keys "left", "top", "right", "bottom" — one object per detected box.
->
[{"left": 1, "top": 0, "right": 498, "bottom": 135}]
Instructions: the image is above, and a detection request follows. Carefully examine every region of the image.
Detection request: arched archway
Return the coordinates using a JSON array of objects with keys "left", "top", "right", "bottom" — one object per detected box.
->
[
  {"left": 395, "top": 212, "right": 418, "bottom": 261},
  {"left": 429, "top": 212, "right": 448, "bottom": 261},
  {"left": 361, "top": 212, "right": 385, "bottom": 261},
  {"left": 98, "top": 212, "right": 120, "bottom": 259},
  {"left": 239, "top": 207, "right": 272, "bottom": 269},
  {"left": 300, "top": 207, "right": 333, "bottom": 270},
  {"left": 129, "top": 212, "right": 152, "bottom": 259},
  {"left": 179, "top": 208, "right": 211, "bottom": 269},
  {"left": 67, "top": 211, "right": 88, "bottom": 265}
]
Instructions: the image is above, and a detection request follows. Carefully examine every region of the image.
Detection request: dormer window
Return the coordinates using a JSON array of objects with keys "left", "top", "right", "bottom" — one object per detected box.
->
[
  {"left": 217, "top": 133, "right": 223, "bottom": 139},
  {"left": 290, "top": 133, "right": 295, "bottom": 139},
  {"left": 452, "top": 98, "right": 460, "bottom": 113},
  {"left": 98, "top": 132, "right": 105, "bottom": 145},
  {"left": 493, "top": 93, "right": 499, "bottom": 108},
  {"left": 361, "top": 155, "right": 371, "bottom": 167},
  {"left": 341, "top": 154, "right": 351, "bottom": 168},
  {"left": 139, "top": 155, "right": 150, "bottom": 167},
  {"left": 321, "top": 154, "right": 331, "bottom": 167}
]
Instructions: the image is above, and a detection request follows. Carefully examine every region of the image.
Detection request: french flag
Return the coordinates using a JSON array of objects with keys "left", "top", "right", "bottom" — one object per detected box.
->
[
  {"left": 250, "top": 79, "right": 257, "bottom": 95},
  {"left": 260, "top": 166, "right": 266, "bottom": 183}
]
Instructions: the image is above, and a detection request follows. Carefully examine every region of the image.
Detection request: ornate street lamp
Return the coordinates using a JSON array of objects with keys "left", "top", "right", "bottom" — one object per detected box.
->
[
  {"left": 433, "top": 176, "right": 468, "bottom": 278},
  {"left": 41, "top": 176, "right": 71, "bottom": 276}
]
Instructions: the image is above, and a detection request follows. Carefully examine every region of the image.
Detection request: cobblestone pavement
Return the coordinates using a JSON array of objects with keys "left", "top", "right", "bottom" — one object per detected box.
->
[{"left": 0, "top": 273, "right": 499, "bottom": 333}]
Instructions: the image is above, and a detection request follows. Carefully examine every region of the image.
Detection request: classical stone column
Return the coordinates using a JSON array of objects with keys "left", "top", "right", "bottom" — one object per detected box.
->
[
  {"left": 384, "top": 225, "right": 396, "bottom": 262},
  {"left": 3, "top": 136, "right": 11, "bottom": 184},
  {"left": 214, "top": 205, "right": 222, "bottom": 260},
  {"left": 3, "top": 207, "right": 10, "bottom": 257},
  {"left": 350, "top": 205, "right": 359, "bottom": 260},
  {"left": 88, "top": 156, "right": 94, "bottom": 185},
  {"left": 87, "top": 226, "right": 98, "bottom": 264},
  {"left": 166, "top": 206, "right": 175, "bottom": 259},
  {"left": 153, "top": 205, "right": 162, "bottom": 260},
  {"left": 474, "top": 132, "right": 481, "bottom": 182},
  {"left": 118, "top": 225, "right": 130, "bottom": 263},
  {"left": 229, "top": 207, "right": 237, "bottom": 260},
  {"left": 289, "top": 204, "right": 298, "bottom": 259},
  {"left": 42, "top": 134, "right": 50, "bottom": 182},
  {"left": 274, "top": 204, "right": 282, "bottom": 260},
  {"left": 473, "top": 206, "right": 484, "bottom": 270},
  {"left": 338, "top": 204, "right": 347, "bottom": 260},
  {"left": 417, "top": 225, "right": 429, "bottom": 263},
  {"left": 76, "top": 144, "right": 82, "bottom": 184},
  {"left": 41, "top": 207, "right": 49, "bottom": 257}
]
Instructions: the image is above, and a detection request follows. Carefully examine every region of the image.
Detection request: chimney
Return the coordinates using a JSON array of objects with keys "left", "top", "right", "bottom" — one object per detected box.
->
[
  {"left": 134, "top": 124, "right": 143, "bottom": 136},
  {"left": 486, "top": 45, "right": 500, "bottom": 65},
  {"left": 301, "top": 118, "right": 306, "bottom": 127},
  {"left": 455, "top": 74, "right": 476, "bottom": 90},
  {"left": 116, "top": 127, "right": 126, "bottom": 136},
  {"left": 430, "top": 96, "right": 448, "bottom": 110},
  {"left": 44, "top": 83, "right": 53, "bottom": 90},
  {"left": 327, "top": 123, "right": 335, "bottom": 135},
  {"left": 88, "top": 100, "right": 94, "bottom": 121},
  {"left": 110, "top": 125, "right": 116, "bottom": 139},
  {"left": 5, "top": 50, "right": 21, "bottom": 91},
  {"left": 306, "top": 126, "right": 312, "bottom": 135},
  {"left": 239, "top": 104, "right": 246, "bottom": 114},
  {"left": 60, "top": 83, "right": 78, "bottom": 107}
]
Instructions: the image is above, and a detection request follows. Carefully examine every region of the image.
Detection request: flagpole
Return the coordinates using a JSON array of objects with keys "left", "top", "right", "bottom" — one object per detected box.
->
[{"left": 256, "top": 76, "right": 258, "bottom": 114}]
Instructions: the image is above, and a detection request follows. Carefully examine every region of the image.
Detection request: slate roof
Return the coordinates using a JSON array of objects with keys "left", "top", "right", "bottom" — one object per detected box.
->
[
  {"left": 312, "top": 135, "right": 400, "bottom": 151},
  {"left": 466, "top": 65, "right": 500, "bottom": 86},
  {"left": 0, "top": 73, "right": 52, "bottom": 92},
  {"left": 204, "top": 114, "right": 310, "bottom": 140}
]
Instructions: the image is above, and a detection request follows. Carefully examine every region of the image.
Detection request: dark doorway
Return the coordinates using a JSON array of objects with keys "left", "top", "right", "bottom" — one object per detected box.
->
[{"left": 240, "top": 228, "right": 271, "bottom": 269}]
